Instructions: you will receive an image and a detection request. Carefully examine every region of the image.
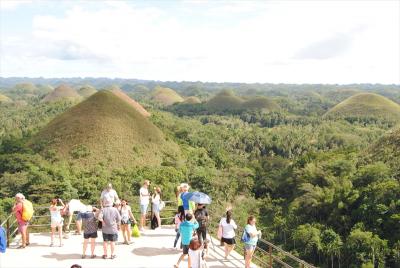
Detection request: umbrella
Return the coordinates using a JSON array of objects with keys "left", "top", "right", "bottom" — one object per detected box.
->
[{"left": 187, "top": 191, "right": 212, "bottom": 204}]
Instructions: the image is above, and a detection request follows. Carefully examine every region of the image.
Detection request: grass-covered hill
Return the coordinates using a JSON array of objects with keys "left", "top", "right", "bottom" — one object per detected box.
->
[
  {"left": 152, "top": 86, "right": 184, "bottom": 105},
  {"left": 241, "top": 96, "right": 281, "bottom": 111},
  {"left": 30, "top": 90, "right": 180, "bottom": 169},
  {"left": 183, "top": 96, "right": 201, "bottom": 104},
  {"left": 13, "top": 82, "right": 37, "bottom": 93},
  {"left": 206, "top": 90, "right": 244, "bottom": 111},
  {"left": 42, "top": 84, "right": 82, "bottom": 103},
  {"left": 324, "top": 93, "right": 400, "bottom": 121},
  {"left": 110, "top": 87, "right": 150, "bottom": 117},
  {"left": 0, "top": 93, "right": 12, "bottom": 103},
  {"left": 78, "top": 85, "right": 97, "bottom": 98}
]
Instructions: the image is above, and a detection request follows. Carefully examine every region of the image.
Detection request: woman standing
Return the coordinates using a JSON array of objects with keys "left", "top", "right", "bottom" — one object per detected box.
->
[
  {"left": 152, "top": 187, "right": 162, "bottom": 229},
  {"left": 81, "top": 205, "right": 100, "bottom": 258},
  {"left": 244, "top": 215, "right": 261, "bottom": 268},
  {"left": 119, "top": 199, "right": 136, "bottom": 244},
  {"left": 173, "top": 206, "right": 185, "bottom": 249},
  {"left": 49, "top": 198, "right": 65, "bottom": 247},
  {"left": 219, "top": 210, "right": 237, "bottom": 259}
]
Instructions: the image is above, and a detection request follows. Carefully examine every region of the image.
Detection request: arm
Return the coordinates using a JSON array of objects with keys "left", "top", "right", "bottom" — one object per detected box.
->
[
  {"left": 59, "top": 199, "right": 65, "bottom": 207},
  {"left": 128, "top": 207, "right": 136, "bottom": 223}
]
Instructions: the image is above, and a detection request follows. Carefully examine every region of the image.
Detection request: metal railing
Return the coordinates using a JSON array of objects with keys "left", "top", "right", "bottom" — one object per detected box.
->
[{"left": 206, "top": 209, "right": 317, "bottom": 268}]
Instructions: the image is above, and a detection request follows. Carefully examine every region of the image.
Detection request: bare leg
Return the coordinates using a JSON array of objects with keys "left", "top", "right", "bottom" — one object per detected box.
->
[
  {"left": 20, "top": 230, "right": 26, "bottom": 247},
  {"left": 90, "top": 238, "right": 96, "bottom": 256},
  {"left": 155, "top": 212, "right": 161, "bottom": 228},
  {"left": 83, "top": 239, "right": 88, "bottom": 255},
  {"left": 50, "top": 227, "right": 55, "bottom": 245},
  {"left": 176, "top": 254, "right": 186, "bottom": 267},
  {"left": 110, "top": 241, "right": 115, "bottom": 256},
  {"left": 122, "top": 225, "right": 128, "bottom": 243},
  {"left": 76, "top": 219, "right": 82, "bottom": 234},
  {"left": 127, "top": 225, "right": 132, "bottom": 243},
  {"left": 245, "top": 249, "right": 254, "bottom": 268},
  {"left": 26, "top": 227, "right": 29, "bottom": 245},
  {"left": 103, "top": 241, "right": 108, "bottom": 257},
  {"left": 187, "top": 255, "right": 191, "bottom": 268},
  {"left": 140, "top": 214, "right": 146, "bottom": 230},
  {"left": 58, "top": 225, "right": 63, "bottom": 246}
]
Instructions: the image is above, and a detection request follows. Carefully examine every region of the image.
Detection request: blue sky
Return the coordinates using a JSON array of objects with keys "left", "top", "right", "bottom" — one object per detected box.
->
[{"left": 0, "top": 0, "right": 399, "bottom": 84}]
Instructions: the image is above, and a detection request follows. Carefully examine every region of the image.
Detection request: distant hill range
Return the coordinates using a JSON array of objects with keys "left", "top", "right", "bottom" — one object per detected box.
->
[
  {"left": 30, "top": 90, "right": 179, "bottom": 169},
  {"left": 206, "top": 90, "right": 280, "bottom": 112},
  {"left": 324, "top": 93, "right": 400, "bottom": 121},
  {"left": 42, "top": 84, "right": 82, "bottom": 103},
  {"left": 152, "top": 86, "right": 184, "bottom": 106}
]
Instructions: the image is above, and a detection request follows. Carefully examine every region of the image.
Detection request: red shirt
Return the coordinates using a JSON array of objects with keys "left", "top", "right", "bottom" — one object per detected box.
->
[{"left": 14, "top": 202, "right": 25, "bottom": 224}]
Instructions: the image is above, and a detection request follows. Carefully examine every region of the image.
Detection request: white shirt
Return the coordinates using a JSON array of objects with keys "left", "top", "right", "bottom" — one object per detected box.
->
[
  {"left": 219, "top": 217, "right": 237, "bottom": 239},
  {"left": 140, "top": 187, "right": 149, "bottom": 205},
  {"left": 152, "top": 193, "right": 160, "bottom": 205},
  {"left": 188, "top": 249, "right": 205, "bottom": 268},
  {"left": 101, "top": 189, "right": 119, "bottom": 205}
]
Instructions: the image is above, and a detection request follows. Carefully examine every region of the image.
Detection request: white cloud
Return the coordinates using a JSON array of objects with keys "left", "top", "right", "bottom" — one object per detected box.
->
[
  {"left": 0, "top": 0, "right": 31, "bottom": 10},
  {"left": 0, "top": 0, "right": 399, "bottom": 83}
]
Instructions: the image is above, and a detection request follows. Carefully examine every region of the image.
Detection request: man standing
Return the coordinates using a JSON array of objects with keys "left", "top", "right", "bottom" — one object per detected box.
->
[
  {"left": 100, "top": 183, "right": 120, "bottom": 207},
  {"left": 99, "top": 201, "right": 121, "bottom": 259},
  {"left": 13, "top": 193, "right": 30, "bottom": 248},
  {"left": 139, "top": 180, "right": 150, "bottom": 231},
  {"left": 180, "top": 183, "right": 195, "bottom": 215}
]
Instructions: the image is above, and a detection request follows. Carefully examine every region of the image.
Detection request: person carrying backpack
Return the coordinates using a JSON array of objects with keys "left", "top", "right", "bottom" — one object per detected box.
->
[
  {"left": 194, "top": 204, "right": 209, "bottom": 245},
  {"left": 12, "top": 193, "right": 31, "bottom": 248}
]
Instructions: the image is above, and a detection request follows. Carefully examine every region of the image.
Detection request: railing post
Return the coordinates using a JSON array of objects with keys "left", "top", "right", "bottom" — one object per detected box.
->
[
  {"left": 6, "top": 217, "right": 10, "bottom": 247},
  {"left": 269, "top": 245, "right": 273, "bottom": 268}
]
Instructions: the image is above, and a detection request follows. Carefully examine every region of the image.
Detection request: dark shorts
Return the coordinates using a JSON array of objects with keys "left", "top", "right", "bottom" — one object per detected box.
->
[
  {"left": 182, "top": 244, "right": 189, "bottom": 254},
  {"left": 76, "top": 212, "right": 83, "bottom": 221},
  {"left": 222, "top": 237, "right": 236, "bottom": 245},
  {"left": 102, "top": 233, "right": 118, "bottom": 242},
  {"left": 121, "top": 219, "right": 131, "bottom": 225},
  {"left": 84, "top": 232, "right": 97, "bottom": 239}
]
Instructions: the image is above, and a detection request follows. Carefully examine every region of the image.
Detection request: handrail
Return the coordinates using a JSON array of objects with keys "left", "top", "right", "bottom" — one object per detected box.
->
[{"left": 207, "top": 208, "right": 317, "bottom": 268}]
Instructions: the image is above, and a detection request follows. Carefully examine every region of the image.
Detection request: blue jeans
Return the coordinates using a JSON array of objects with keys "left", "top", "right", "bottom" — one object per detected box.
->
[{"left": 174, "top": 229, "right": 181, "bottom": 248}]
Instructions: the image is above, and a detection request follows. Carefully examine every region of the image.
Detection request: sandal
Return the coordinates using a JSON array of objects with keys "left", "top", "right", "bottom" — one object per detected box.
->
[
  {"left": 174, "top": 265, "right": 178, "bottom": 268},
  {"left": 17, "top": 245, "right": 25, "bottom": 249},
  {"left": 91, "top": 254, "right": 96, "bottom": 259},
  {"left": 111, "top": 255, "right": 116, "bottom": 259},
  {"left": 81, "top": 255, "right": 86, "bottom": 259},
  {"left": 102, "top": 255, "right": 107, "bottom": 259}
]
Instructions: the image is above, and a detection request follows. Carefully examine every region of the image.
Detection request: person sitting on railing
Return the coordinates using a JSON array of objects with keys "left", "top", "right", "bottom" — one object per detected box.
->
[
  {"left": 13, "top": 193, "right": 30, "bottom": 249},
  {"left": 173, "top": 206, "right": 185, "bottom": 249},
  {"left": 49, "top": 198, "right": 66, "bottom": 247},
  {"left": 80, "top": 205, "right": 100, "bottom": 259},
  {"left": 118, "top": 199, "right": 136, "bottom": 245},
  {"left": 174, "top": 213, "right": 199, "bottom": 268},
  {"left": 219, "top": 209, "right": 237, "bottom": 260},
  {"left": 100, "top": 183, "right": 120, "bottom": 207},
  {"left": 243, "top": 215, "right": 262, "bottom": 268}
]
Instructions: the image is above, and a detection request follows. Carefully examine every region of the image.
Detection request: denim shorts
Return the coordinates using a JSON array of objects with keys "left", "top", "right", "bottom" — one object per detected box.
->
[
  {"left": 245, "top": 244, "right": 256, "bottom": 251},
  {"left": 102, "top": 233, "right": 118, "bottom": 242},
  {"left": 76, "top": 212, "right": 83, "bottom": 221},
  {"left": 140, "top": 204, "right": 148, "bottom": 214},
  {"left": 152, "top": 203, "right": 160, "bottom": 213}
]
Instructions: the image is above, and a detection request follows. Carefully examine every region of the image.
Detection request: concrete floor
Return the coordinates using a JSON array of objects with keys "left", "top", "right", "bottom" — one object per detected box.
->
[{"left": 0, "top": 226, "right": 254, "bottom": 268}]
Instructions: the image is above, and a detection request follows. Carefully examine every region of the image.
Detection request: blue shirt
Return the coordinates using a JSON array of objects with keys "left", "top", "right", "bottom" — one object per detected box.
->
[
  {"left": 245, "top": 224, "right": 258, "bottom": 246},
  {"left": 179, "top": 220, "right": 199, "bottom": 245}
]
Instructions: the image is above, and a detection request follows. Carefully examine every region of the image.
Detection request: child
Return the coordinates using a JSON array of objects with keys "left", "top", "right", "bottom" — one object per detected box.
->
[
  {"left": 49, "top": 198, "right": 65, "bottom": 247},
  {"left": 188, "top": 238, "right": 207, "bottom": 268},
  {"left": 174, "top": 206, "right": 185, "bottom": 249},
  {"left": 174, "top": 213, "right": 199, "bottom": 268}
]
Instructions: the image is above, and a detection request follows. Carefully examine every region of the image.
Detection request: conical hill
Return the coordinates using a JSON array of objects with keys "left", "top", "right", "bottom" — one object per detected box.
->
[
  {"left": 206, "top": 90, "right": 244, "bottom": 111},
  {"left": 242, "top": 96, "right": 280, "bottom": 111},
  {"left": 78, "top": 85, "right": 97, "bottom": 98},
  {"left": 109, "top": 87, "right": 150, "bottom": 117},
  {"left": 31, "top": 90, "right": 180, "bottom": 169},
  {"left": 42, "top": 84, "right": 82, "bottom": 102},
  {"left": 324, "top": 93, "right": 400, "bottom": 121},
  {"left": 152, "top": 86, "right": 184, "bottom": 106}
]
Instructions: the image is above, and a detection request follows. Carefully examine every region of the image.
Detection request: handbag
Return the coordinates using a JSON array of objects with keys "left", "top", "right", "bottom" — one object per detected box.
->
[
  {"left": 159, "top": 201, "right": 165, "bottom": 211},
  {"left": 132, "top": 224, "right": 140, "bottom": 237}
]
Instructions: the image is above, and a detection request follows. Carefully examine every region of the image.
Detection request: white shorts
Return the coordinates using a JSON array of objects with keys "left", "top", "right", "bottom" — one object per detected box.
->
[{"left": 51, "top": 218, "right": 63, "bottom": 228}]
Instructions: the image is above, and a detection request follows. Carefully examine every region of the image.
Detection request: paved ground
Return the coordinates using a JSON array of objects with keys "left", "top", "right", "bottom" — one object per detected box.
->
[{"left": 0, "top": 226, "right": 253, "bottom": 268}]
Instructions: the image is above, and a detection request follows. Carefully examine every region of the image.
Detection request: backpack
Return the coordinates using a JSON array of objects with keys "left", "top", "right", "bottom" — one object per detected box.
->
[
  {"left": 195, "top": 209, "right": 208, "bottom": 228},
  {"left": 22, "top": 200, "right": 34, "bottom": 222},
  {"left": 241, "top": 229, "right": 250, "bottom": 243}
]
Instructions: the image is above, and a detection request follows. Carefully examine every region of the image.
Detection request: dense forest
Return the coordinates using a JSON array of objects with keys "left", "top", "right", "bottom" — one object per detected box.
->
[{"left": 0, "top": 78, "right": 399, "bottom": 267}]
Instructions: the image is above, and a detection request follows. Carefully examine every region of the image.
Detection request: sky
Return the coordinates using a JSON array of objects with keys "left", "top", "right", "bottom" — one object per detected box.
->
[{"left": 0, "top": 0, "right": 399, "bottom": 84}]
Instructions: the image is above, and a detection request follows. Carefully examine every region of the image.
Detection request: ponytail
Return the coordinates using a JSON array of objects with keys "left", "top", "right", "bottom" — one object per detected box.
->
[{"left": 226, "top": 210, "right": 232, "bottom": 224}]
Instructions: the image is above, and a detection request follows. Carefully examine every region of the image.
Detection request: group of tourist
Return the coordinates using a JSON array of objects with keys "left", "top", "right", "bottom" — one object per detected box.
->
[{"left": 12, "top": 181, "right": 262, "bottom": 268}]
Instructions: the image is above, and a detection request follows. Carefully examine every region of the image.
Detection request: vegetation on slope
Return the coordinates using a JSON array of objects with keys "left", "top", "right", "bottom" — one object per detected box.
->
[
  {"left": 78, "top": 85, "right": 97, "bottom": 98},
  {"left": 183, "top": 96, "right": 201, "bottom": 104},
  {"left": 110, "top": 87, "right": 150, "bottom": 117},
  {"left": 30, "top": 90, "right": 180, "bottom": 169},
  {"left": 324, "top": 93, "right": 400, "bottom": 122},
  {"left": 42, "top": 84, "right": 82, "bottom": 103},
  {"left": 152, "top": 86, "right": 184, "bottom": 105}
]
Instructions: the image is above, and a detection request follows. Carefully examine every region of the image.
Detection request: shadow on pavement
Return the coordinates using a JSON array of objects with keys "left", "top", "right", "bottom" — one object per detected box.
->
[{"left": 132, "top": 247, "right": 178, "bottom": 256}]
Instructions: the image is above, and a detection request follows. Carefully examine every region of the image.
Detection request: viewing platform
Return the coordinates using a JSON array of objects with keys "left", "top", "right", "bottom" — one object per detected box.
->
[{"left": 1, "top": 226, "right": 250, "bottom": 268}]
